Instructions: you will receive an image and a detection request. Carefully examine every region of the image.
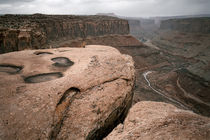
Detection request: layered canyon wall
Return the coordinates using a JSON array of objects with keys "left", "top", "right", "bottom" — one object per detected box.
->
[
  {"left": 0, "top": 14, "right": 129, "bottom": 53},
  {"left": 148, "top": 17, "right": 210, "bottom": 116},
  {"left": 160, "top": 17, "right": 210, "bottom": 33}
]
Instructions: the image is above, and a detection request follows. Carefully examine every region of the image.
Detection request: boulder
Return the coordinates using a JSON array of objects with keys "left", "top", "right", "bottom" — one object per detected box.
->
[
  {"left": 105, "top": 101, "right": 210, "bottom": 140},
  {"left": 0, "top": 45, "right": 135, "bottom": 140}
]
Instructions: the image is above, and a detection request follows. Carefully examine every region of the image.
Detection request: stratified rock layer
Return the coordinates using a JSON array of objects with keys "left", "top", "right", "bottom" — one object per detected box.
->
[
  {"left": 105, "top": 101, "right": 210, "bottom": 140},
  {"left": 0, "top": 45, "right": 135, "bottom": 140},
  {"left": 160, "top": 18, "right": 210, "bottom": 33},
  {"left": 0, "top": 14, "right": 129, "bottom": 53},
  {"left": 58, "top": 35, "right": 142, "bottom": 48}
]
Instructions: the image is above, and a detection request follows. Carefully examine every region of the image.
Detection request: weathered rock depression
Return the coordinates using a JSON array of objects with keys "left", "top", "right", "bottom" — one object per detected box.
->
[{"left": 0, "top": 45, "right": 135, "bottom": 140}]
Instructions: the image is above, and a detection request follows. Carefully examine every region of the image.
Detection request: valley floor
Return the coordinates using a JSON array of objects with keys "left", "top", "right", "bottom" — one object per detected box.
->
[{"left": 116, "top": 30, "right": 210, "bottom": 117}]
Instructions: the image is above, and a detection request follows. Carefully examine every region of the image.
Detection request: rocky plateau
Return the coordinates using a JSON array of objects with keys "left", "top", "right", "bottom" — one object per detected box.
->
[{"left": 0, "top": 14, "right": 130, "bottom": 53}]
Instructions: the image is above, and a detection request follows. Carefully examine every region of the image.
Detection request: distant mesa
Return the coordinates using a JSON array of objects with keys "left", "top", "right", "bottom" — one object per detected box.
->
[
  {"left": 160, "top": 17, "right": 210, "bottom": 33},
  {"left": 96, "top": 13, "right": 117, "bottom": 17},
  {"left": 33, "top": 13, "right": 44, "bottom": 15},
  {"left": 0, "top": 14, "right": 129, "bottom": 54}
]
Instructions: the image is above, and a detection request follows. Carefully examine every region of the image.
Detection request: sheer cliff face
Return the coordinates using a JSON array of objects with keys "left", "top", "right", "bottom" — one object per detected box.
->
[
  {"left": 160, "top": 18, "right": 210, "bottom": 33},
  {"left": 0, "top": 14, "right": 129, "bottom": 53}
]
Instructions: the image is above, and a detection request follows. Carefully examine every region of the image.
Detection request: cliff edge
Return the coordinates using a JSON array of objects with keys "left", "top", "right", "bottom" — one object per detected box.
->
[
  {"left": 105, "top": 101, "right": 210, "bottom": 140},
  {"left": 160, "top": 17, "right": 210, "bottom": 33},
  {"left": 0, "top": 14, "right": 130, "bottom": 53}
]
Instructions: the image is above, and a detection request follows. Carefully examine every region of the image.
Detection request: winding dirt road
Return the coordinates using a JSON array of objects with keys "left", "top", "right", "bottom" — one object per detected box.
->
[
  {"left": 143, "top": 71, "right": 188, "bottom": 110},
  {"left": 176, "top": 77, "right": 210, "bottom": 107}
]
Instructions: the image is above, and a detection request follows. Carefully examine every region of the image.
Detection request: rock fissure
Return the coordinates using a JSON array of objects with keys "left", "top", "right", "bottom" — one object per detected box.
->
[
  {"left": 83, "top": 77, "right": 131, "bottom": 93},
  {"left": 105, "top": 102, "right": 210, "bottom": 140},
  {"left": 86, "top": 78, "right": 134, "bottom": 140},
  {"left": 50, "top": 87, "right": 80, "bottom": 140},
  {"left": 52, "top": 77, "right": 133, "bottom": 140},
  {"left": 49, "top": 77, "right": 132, "bottom": 140}
]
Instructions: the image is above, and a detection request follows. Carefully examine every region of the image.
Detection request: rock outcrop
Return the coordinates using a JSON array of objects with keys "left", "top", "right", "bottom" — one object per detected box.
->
[
  {"left": 0, "top": 45, "right": 135, "bottom": 140},
  {"left": 57, "top": 35, "right": 142, "bottom": 48},
  {"left": 0, "top": 14, "right": 129, "bottom": 53},
  {"left": 105, "top": 101, "right": 210, "bottom": 140},
  {"left": 160, "top": 18, "right": 210, "bottom": 33}
]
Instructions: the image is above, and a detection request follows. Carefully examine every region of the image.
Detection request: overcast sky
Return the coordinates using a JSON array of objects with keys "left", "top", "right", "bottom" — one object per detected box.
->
[{"left": 0, "top": 0, "right": 210, "bottom": 17}]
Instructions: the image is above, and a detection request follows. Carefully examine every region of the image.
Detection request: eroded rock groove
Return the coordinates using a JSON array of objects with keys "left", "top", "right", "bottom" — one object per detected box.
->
[{"left": 50, "top": 87, "right": 80, "bottom": 140}]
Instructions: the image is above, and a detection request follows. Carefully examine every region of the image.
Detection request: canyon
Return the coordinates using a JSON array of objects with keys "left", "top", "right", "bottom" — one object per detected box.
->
[
  {"left": 0, "top": 14, "right": 130, "bottom": 53},
  {"left": 124, "top": 16, "right": 210, "bottom": 117},
  {"left": 160, "top": 17, "right": 210, "bottom": 33},
  {"left": 0, "top": 14, "right": 210, "bottom": 139}
]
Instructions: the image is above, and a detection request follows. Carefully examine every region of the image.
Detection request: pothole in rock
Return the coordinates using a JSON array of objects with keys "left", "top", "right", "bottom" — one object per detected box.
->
[
  {"left": 24, "top": 72, "right": 63, "bottom": 83},
  {"left": 51, "top": 57, "right": 74, "bottom": 67},
  {"left": 34, "top": 51, "right": 53, "bottom": 55},
  {"left": 0, "top": 64, "right": 23, "bottom": 74}
]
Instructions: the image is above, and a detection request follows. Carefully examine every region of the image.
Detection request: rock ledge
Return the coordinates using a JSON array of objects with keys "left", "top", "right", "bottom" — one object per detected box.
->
[
  {"left": 105, "top": 101, "right": 210, "bottom": 140},
  {"left": 0, "top": 45, "right": 135, "bottom": 140}
]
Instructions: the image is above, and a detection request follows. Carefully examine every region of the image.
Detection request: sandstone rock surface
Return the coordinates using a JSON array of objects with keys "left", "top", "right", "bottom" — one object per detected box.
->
[
  {"left": 0, "top": 45, "right": 135, "bottom": 140},
  {"left": 105, "top": 101, "right": 210, "bottom": 140}
]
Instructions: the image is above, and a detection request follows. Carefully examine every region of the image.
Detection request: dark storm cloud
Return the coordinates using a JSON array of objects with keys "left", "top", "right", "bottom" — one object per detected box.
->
[{"left": 0, "top": 0, "right": 210, "bottom": 17}]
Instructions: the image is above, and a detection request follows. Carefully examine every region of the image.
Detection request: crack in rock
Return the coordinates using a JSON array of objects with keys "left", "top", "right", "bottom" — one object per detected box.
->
[
  {"left": 49, "top": 87, "right": 80, "bottom": 140},
  {"left": 86, "top": 79, "right": 134, "bottom": 140}
]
